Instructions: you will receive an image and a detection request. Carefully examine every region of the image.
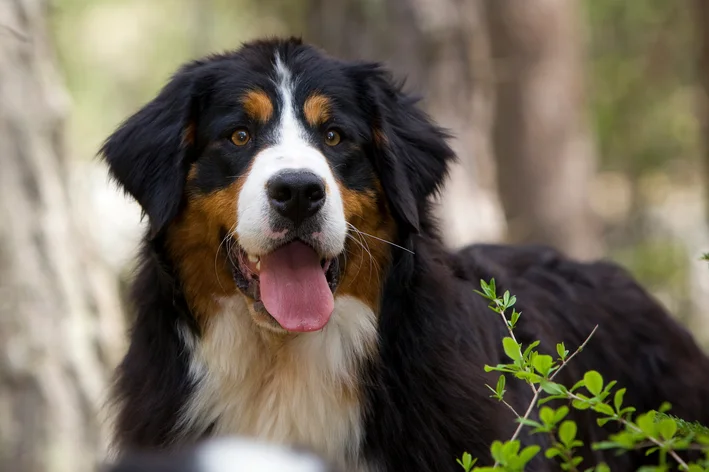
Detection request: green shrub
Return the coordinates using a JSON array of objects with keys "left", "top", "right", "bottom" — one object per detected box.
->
[{"left": 458, "top": 279, "right": 709, "bottom": 472}]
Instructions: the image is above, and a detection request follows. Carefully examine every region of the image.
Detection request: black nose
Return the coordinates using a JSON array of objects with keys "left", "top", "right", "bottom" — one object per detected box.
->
[{"left": 266, "top": 170, "right": 326, "bottom": 226}]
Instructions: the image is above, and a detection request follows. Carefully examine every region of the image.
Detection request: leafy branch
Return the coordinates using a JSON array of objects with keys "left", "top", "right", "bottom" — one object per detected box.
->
[{"left": 459, "top": 279, "right": 709, "bottom": 472}]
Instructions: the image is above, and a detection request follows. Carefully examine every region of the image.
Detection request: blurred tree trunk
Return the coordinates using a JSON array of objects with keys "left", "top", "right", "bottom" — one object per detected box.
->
[
  {"left": 0, "top": 1, "right": 125, "bottom": 471},
  {"left": 483, "top": 0, "right": 602, "bottom": 260},
  {"left": 696, "top": 0, "right": 709, "bottom": 225},
  {"left": 302, "top": 0, "right": 506, "bottom": 246}
]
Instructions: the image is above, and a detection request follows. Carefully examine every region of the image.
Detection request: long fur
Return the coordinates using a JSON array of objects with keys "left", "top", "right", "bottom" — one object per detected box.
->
[{"left": 102, "top": 38, "right": 709, "bottom": 472}]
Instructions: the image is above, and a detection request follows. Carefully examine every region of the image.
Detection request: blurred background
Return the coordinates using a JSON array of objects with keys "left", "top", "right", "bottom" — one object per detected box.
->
[{"left": 1, "top": 0, "right": 708, "bottom": 471}]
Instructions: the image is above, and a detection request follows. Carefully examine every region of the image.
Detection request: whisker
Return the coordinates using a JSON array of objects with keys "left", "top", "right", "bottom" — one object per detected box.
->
[
  {"left": 214, "top": 223, "right": 238, "bottom": 292},
  {"left": 347, "top": 223, "right": 382, "bottom": 285},
  {"left": 350, "top": 226, "right": 415, "bottom": 255}
]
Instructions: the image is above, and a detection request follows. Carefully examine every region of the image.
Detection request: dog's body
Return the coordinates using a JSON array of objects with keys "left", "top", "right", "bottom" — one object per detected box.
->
[{"left": 102, "top": 38, "right": 709, "bottom": 471}]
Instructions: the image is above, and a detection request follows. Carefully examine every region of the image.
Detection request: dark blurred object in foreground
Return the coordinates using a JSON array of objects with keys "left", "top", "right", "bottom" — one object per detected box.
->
[{"left": 103, "top": 437, "right": 337, "bottom": 472}]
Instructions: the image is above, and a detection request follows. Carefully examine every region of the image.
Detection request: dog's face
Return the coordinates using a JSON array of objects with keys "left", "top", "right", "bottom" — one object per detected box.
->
[{"left": 102, "top": 38, "right": 453, "bottom": 334}]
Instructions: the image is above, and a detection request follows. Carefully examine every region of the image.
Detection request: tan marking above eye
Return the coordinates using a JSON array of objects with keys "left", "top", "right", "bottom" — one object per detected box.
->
[
  {"left": 242, "top": 90, "right": 273, "bottom": 123},
  {"left": 231, "top": 128, "right": 250, "bottom": 146},
  {"left": 324, "top": 129, "right": 341, "bottom": 146},
  {"left": 304, "top": 94, "right": 331, "bottom": 127}
]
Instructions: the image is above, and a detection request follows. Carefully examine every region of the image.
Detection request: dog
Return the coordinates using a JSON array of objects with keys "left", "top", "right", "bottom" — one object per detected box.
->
[{"left": 101, "top": 37, "right": 709, "bottom": 471}]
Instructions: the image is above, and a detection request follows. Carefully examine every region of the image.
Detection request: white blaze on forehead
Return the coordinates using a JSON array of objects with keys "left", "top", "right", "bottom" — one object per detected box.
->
[{"left": 235, "top": 53, "right": 346, "bottom": 257}]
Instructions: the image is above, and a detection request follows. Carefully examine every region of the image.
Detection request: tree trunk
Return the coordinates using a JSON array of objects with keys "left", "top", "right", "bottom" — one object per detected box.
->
[
  {"left": 303, "top": 0, "right": 506, "bottom": 246},
  {"left": 696, "top": 0, "right": 709, "bottom": 226},
  {"left": 484, "top": 0, "right": 602, "bottom": 260},
  {"left": 0, "top": 1, "right": 125, "bottom": 471}
]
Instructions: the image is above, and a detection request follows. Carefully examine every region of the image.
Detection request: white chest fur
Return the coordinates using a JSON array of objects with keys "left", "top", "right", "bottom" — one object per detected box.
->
[{"left": 178, "top": 295, "right": 378, "bottom": 470}]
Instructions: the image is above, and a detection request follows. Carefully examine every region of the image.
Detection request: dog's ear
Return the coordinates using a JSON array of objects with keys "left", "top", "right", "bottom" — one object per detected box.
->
[
  {"left": 354, "top": 64, "right": 455, "bottom": 235},
  {"left": 100, "top": 63, "right": 205, "bottom": 236}
]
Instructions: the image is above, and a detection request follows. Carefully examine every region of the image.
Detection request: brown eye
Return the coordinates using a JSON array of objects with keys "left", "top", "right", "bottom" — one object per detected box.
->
[
  {"left": 324, "top": 129, "right": 341, "bottom": 146},
  {"left": 230, "top": 128, "right": 250, "bottom": 146}
]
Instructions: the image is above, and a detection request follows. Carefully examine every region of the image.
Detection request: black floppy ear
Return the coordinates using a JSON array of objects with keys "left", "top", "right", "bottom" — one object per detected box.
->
[
  {"left": 357, "top": 64, "right": 455, "bottom": 235},
  {"left": 100, "top": 64, "right": 204, "bottom": 236}
]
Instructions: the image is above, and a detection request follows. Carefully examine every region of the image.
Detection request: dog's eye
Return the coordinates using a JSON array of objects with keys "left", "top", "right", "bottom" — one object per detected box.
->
[
  {"left": 231, "top": 128, "right": 251, "bottom": 146},
  {"left": 324, "top": 129, "right": 341, "bottom": 147}
]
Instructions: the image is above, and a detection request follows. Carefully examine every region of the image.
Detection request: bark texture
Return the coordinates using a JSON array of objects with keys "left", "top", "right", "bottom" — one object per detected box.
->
[
  {"left": 0, "top": 1, "right": 124, "bottom": 471},
  {"left": 484, "top": 0, "right": 602, "bottom": 259}
]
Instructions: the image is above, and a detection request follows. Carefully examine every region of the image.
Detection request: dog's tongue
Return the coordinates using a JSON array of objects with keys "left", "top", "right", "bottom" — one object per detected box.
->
[{"left": 259, "top": 241, "right": 334, "bottom": 332}]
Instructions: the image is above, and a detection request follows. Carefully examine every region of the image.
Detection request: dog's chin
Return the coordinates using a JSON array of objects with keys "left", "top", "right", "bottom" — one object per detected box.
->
[
  {"left": 229, "top": 236, "right": 343, "bottom": 334},
  {"left": 245, "top": 299, "right": 293, "bottom": 334}
]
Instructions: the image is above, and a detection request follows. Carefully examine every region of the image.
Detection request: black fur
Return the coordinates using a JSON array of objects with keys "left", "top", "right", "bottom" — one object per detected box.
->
[
  {"left": 111, "top": 236, "right": 199, "bottom": 449},
  {"left": 104, "top": 38, "right": 709, "bottom": 471}
]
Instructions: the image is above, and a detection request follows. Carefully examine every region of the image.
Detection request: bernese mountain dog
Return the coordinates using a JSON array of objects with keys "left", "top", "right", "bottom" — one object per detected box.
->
[{"left": 101, "top": 37, "right": 709, "bottom": 471}]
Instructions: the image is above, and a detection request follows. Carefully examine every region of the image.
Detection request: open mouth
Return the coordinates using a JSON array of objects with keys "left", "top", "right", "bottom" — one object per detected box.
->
[{"left": 230, "top": 239, "right": 341, "bottom": 332}]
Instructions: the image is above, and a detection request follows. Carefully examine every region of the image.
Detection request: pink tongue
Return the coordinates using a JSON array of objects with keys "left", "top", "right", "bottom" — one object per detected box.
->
[{"left": 259, "top": 241, "right": 334, "bottom": 332}]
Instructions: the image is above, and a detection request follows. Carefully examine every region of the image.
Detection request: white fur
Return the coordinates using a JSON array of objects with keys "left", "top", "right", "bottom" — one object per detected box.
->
[
  {"left": 197, "top": 437, "right": 327, "bottom": 472},
  {"left": 178, "top": 295, "right": 378, "bottom": 472},
  {"left": 236, "top": 54, "right": 346, "bottom": 258}
]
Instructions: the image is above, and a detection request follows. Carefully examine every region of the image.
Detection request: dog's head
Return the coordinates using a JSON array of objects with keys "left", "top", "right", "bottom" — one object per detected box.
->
[{"left": 102, "top": 38, "right": 453, "bottom": 333}]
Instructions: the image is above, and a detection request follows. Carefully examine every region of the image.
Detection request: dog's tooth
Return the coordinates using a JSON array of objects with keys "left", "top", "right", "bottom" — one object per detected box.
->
[
  {"left": 255, "top": 260, "right": 261, "bottom": 272},
  {"left": 248, "top": 254, "right": 259, "bottom": 263}
]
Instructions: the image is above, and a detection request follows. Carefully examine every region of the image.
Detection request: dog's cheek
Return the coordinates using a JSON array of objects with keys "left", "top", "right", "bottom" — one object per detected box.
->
[
  {"left": 336, "top": 182, "right": 396, "bottom": 312},
  {"left": 166, "top": 166, "right": 246, "bottom": 322}
]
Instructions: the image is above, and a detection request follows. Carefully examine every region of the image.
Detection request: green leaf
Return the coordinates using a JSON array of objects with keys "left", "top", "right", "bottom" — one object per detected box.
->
[
  {"left": 510, "top": 310, "right": 521, "bottom": 328},
  {"left": 507, "top": 295, "right": 517, "bottom": 308},
  {"left": 522, "top": 341, "right": 541, "bottom": 360},
  {"left": 456, "top": 452, "right": 476, "bottom": 472},
  {"left": 545, "top": 447, "right": 562, "bottom": 459},
  {"left": 592, "top": 403, "right": 615, "bottom": 416},
  {"left": 658, "top": 418, "right": 677, "bottom": 440},
  {"left": 502, "top": 337, "right": 521, "bottom": 361},
  {"left": 553, "top": 406, "right": 570, "bottom": 424},
  {"left": 490, "top": 440, "right": 504, "bottom": 462},
  {"left": 597, "top": 417, "right": 613, "bottom": 427},
  {"left": 501, "top": 440, "right": 520, "bottom": 460},
  {"left": 539, "top": 406, "right": 555, "bottom": 425},
  {"left": 517, "top": 445, "right": 540, "bottom": 466},
  {"left": 503, "top": 291, "right": 510, "bottom": 307},
  {"left": 584, "top": 371, "right": 603, "bottom": 396},
  {"left": 533, "top": 354, "right": 554, "bottom": 377},
  {"left": 593, "top": 441, "right": 623, "bottom": 451},
  {"left": 537, "top": 394, "right": 567, "bottom": 406},
  {"left": 496, "top": 375, "right": 506, "bottom": 397},
  {"left": 559, "top": 420, "right": 577, "bottom": 447},
  {"left": 572, "top": 399, "right": 592, "bottom": 410},
  {"left": 570, "top": 379, "right": 586, "bottom": 392},
  {"left": 637, "top": 412, "right": 657, "bottom": 437},
  {"left": 517, "top": 417, "right": 544, "bottom": 429},
  {"left": 556, "top": 342, "right": 568, "bottom": 360},
  {"left": 540, "top": 380, "right": 566, "bottom": 395},
  {"left": 614, "top": 388, "right": 626, "bottom": 412},
  {"left": 595, "top": 463, "right": 611, "bottom": 472}
]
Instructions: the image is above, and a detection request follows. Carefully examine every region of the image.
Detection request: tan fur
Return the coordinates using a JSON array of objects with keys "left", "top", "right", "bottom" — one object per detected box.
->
[
  {"left": 338, "top": 183, "right": 396, "bottom": 311},
  {"left": 166, "top": 168, "right": 243, "bottom": 320},
  {"left": 242, "top": 90, "right": 274, "bottom": 123},
  {"left": 303, "top": 94, "right": 331, "bottom": 127}
]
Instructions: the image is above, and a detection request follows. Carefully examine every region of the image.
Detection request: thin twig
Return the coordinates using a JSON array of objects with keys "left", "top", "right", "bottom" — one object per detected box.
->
[
  {"left": 499, "top": 398, "right": 521, "bottom": 418},
  {"left": 549, "top": 325, "right": 598, "bottom": 381},
  {"left": 500, "top": 326, "right": 599, "bottom": 458}
]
